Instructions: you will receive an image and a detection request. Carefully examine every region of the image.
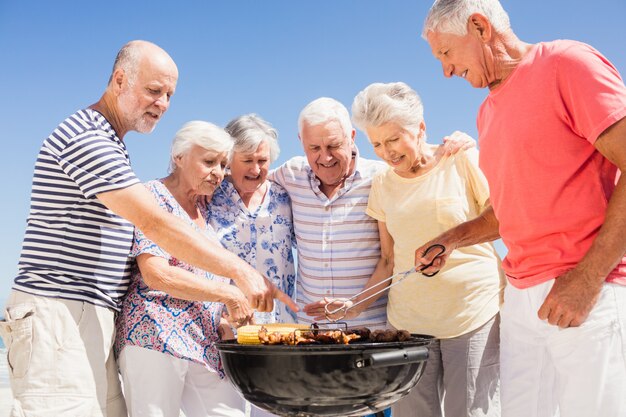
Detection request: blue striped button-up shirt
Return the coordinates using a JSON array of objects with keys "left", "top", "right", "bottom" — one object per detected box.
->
[{"left": 271, "top": 151, "right": 388, "bottom": 329}]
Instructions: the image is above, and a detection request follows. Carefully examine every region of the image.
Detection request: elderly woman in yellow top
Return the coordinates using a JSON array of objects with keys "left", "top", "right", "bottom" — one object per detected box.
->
[{"left": 323, "top": 82, "right": 504, "bottom": 417}]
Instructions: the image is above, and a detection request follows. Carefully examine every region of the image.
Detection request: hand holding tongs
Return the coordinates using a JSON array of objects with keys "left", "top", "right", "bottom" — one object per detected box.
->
[{"left": 324, "top": 244, "right": 446, "bottom": 322}]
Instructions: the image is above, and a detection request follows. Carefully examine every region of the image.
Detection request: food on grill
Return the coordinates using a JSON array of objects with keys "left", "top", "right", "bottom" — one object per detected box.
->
[
  {"left": 258, "top": 328, "right": 363, "bottom": 345},
  {"left": 241, "top": 325, "right": 412, "bottom": 346},
  {"left": 236, "top": 323, "right": 310, "bottom": 345},
  {"left": 370, "top": 329, "right": 411, "bottom": 342}
]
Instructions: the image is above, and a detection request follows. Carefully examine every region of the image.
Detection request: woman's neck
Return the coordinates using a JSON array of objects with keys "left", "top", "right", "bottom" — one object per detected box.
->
[
  {"left": 396, "top": 143, "right": 441, "bottom": 179},
  {"left": 234, "top": 179, "right": 268, "bottom": 210},
  {"left": 162, "top": 174, "right": 204, "bottom": 223}
]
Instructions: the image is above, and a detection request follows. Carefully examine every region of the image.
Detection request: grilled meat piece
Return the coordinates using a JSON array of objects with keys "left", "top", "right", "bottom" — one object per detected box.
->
[
  {"left": 369, "top": 329, "right": 412, "bottom": 342},
  {"left": 258, "top": 326, "right": 285, "bottom": 345},
  {"left": 397, "top": 329, "right": 411, "bottom": 341},
  {"left": 346, "top": 327, "right": 371, "bottom": 340}
]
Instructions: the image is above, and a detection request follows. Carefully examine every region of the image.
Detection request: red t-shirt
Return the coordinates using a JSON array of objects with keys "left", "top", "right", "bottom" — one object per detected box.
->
[{"left": 478, "top": 40, "right": 626, "bottom": 288}]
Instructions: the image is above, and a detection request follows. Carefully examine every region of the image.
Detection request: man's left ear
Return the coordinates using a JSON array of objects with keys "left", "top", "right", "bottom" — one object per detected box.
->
[
  {"left": 468, "top": 13, "right": 492, "bottom": 41},
  {"left": 350, "top": 129, "right": 356, "bottom": 142}
]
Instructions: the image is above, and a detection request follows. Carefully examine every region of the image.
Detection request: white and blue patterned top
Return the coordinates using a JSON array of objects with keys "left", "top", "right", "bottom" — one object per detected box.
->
[{"left": 208, "top": 178, "right": 297, "bottom": 323}]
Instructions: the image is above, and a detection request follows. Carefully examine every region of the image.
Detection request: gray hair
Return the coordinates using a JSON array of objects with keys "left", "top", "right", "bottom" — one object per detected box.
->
[
  {"left": 298, "top": 97, "right": 353, "bottom": 139},
  {"left": 108, "top": 41, "right": 144, "bottom": 86},
  {"left": 352, "top": 82, "right": 426, "bottom": 138},
  {"left": 169, "top": 121, "right": 233, "bottom": 173},
  {"left": 422, "top": 0, "right": 511, "bottom": 38},
  {"left": 225, "top": 114, "right": 280, "bottom": 163}
]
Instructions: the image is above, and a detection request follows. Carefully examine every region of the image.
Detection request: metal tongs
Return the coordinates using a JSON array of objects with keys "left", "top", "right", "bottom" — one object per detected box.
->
[{"left": 324, "top": 244, "right": 446, "bottom": 322}]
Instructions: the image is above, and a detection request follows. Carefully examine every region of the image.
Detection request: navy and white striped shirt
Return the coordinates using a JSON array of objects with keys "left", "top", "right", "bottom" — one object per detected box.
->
[{"left": 13, "top": 109, "right": 140, "bottom": 310}]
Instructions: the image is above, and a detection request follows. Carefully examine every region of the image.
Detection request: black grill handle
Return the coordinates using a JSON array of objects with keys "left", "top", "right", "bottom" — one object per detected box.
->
[{"left": 355, "top": 346, "right": 429, "bottom": 369}]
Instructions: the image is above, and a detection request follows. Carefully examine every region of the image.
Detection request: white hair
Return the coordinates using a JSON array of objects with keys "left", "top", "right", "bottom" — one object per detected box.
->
[
  {"left": 352, "top": 82, "right": 426, "bottom": 137},
  {"left": 169, "top": 121, "right": 233, "bottom": 173},
  {"left": 422, "top": 0, "right": 511, "bottom": 38},
  {"left": 225, "top": 114, "right": 280, "bottom": 163},
  {"left": 298, "top": 97, "right": 353, "bottom": 139}
]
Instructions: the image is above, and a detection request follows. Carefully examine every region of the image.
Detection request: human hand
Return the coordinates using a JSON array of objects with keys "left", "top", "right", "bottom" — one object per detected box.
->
[
  {"left": 269, "top": 280, "right": 300, "bottom": 314},
  {"left": 441, "top": 130, "right": 476, "bottom": 156},
  {"left": 415, "top": 238, "right": 454, "bottom": 276},
  {"left": 303, "top": 297, "right": 358, "bottom": 322},
  {"left": 233, "top": 268, "right": 275, "bottom": 313},
  {"left": 222, "top": 286, "right": 255, "bottom": 328},
  {"left": 218, "top": 315, "right": 235, "bottom": 340},
  {"left": 537, "top": 269, "right": 603, "bottom": 328}
]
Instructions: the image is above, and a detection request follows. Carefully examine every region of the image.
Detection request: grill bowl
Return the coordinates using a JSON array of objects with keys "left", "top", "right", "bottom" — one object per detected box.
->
[{"left": 216, "top": 334, "right": 433, "bottom": 417}]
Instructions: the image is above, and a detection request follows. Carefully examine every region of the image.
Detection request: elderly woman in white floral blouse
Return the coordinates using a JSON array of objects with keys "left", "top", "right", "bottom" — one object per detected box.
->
[{"left": 208, "top": 114, "right": 297, "bottom": 325}]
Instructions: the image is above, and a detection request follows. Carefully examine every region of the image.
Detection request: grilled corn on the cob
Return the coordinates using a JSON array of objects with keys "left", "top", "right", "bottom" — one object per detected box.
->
[{"left": 237, "top": 323, "right": 310, "bottom": 345}]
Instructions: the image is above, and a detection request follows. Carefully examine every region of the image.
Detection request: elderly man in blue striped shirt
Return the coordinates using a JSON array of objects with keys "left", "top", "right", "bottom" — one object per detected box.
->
[{"left": 272, "top": 97, "right": 390, "bottom": 329}]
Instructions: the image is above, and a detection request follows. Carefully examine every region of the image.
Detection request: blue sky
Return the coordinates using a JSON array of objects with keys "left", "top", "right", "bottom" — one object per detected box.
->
[{"left": 1, "top": 0, "right": 625, "bottom": 306}]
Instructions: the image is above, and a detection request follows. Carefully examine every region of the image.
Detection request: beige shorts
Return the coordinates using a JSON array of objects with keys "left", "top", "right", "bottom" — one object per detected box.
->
[{"left": 0, "top": 290, "right": 127, "bottom": 417}]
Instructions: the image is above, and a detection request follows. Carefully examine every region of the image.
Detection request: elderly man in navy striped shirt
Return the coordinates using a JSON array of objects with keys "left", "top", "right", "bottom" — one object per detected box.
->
[{"left": 0, "top": 40, "right": 294, "bottom": 417}]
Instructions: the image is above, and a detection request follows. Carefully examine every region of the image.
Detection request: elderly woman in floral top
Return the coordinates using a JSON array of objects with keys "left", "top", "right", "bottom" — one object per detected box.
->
[
  {"left": 209, "top": 114, "right": 297, "bottom": 325},
  {"left": 115, "top": 121, "right": 279, "bottom": 417}
]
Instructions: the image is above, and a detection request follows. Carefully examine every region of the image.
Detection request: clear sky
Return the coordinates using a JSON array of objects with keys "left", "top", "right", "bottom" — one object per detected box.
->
[{"left": 1, "top": 0, "right": 625, "bottom": 306}]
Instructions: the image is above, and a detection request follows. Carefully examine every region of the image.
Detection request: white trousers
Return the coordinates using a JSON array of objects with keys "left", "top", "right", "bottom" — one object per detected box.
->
[
  {"left": 118, "top": 345, "right": 245, "bottom": 417},
  {"left": 500, "top": 281, "right": 626, "bottom": 417},
  {"left": 0, "top": 290, "right": 127, "bottom": 417}
]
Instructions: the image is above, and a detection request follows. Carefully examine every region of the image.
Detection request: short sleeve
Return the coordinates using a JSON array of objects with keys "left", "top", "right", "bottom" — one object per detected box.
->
[
  {"left": 458, "top": 148, "right": 490, "bottom": 212},
  {"left": 556, "top": 43, "right": 626, "bottom": 143},
  {"left": 129, "top": 181, "right": 171, "bottom": 260},
  {"left": 365, "top": 173, "right": 386, "bottom": 222},
  {"left": 57, "top": 133, "right": 139, "bottom": 198},
  {"left": 130, "top": 226, "right": 167, "bottom": 259}
]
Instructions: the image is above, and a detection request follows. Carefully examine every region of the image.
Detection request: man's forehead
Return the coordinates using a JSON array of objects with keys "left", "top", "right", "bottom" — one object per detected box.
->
[
  {"left": 303, "top": 129, "right": 346, "bottom": 145},
  {"left": 136, "top": 53, "right": 178, "bottom": 80}
]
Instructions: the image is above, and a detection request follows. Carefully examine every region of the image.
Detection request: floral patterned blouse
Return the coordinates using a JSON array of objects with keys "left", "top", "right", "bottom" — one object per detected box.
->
[
  {"left": 208, "top": 178, "right": 297, "bottom": 323},
  {"left": 115, "top": 180, "right": 227, "bottom": 377}
]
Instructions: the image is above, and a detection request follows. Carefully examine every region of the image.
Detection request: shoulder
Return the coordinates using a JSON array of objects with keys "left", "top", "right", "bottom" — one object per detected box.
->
[
  {"left": 449, "top": 147, "right": 478, "bottom": 164},
  {"left": 370, "top": 166, "right": 392, "bottom": 188},
  {"left": 269, "top": 181, "right": 290, "bottom": 197},
  {"left": 45, "top": 109, "right": 122, "bottom": 153},
  {"left": 271, "top": 156, "right": 311, "bottom": 184},
  {"left": 268, "top": 182, "right": 292, "bottom": 209},
  {"left": 538, "top": 40, "right": 609, "bottom": 69},
  {"left": 143, "top": 179, "right": 167, "bottom": 197},
  {"left": 210, "top": 181, "right": 235, "bottom": 207},
  {"left": 276, "top": 156, "right": 309, "bottom": 173},
  {"left": 356, "top": 157, "right": 388, "bottom": 178},
  {"left": 445, "top": 148, "right": 481, "bottom": 179}
]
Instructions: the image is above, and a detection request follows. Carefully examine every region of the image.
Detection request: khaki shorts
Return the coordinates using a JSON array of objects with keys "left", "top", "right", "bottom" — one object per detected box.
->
[{"left": 0, "top": 290, "right": 127, "bottom": 417}]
